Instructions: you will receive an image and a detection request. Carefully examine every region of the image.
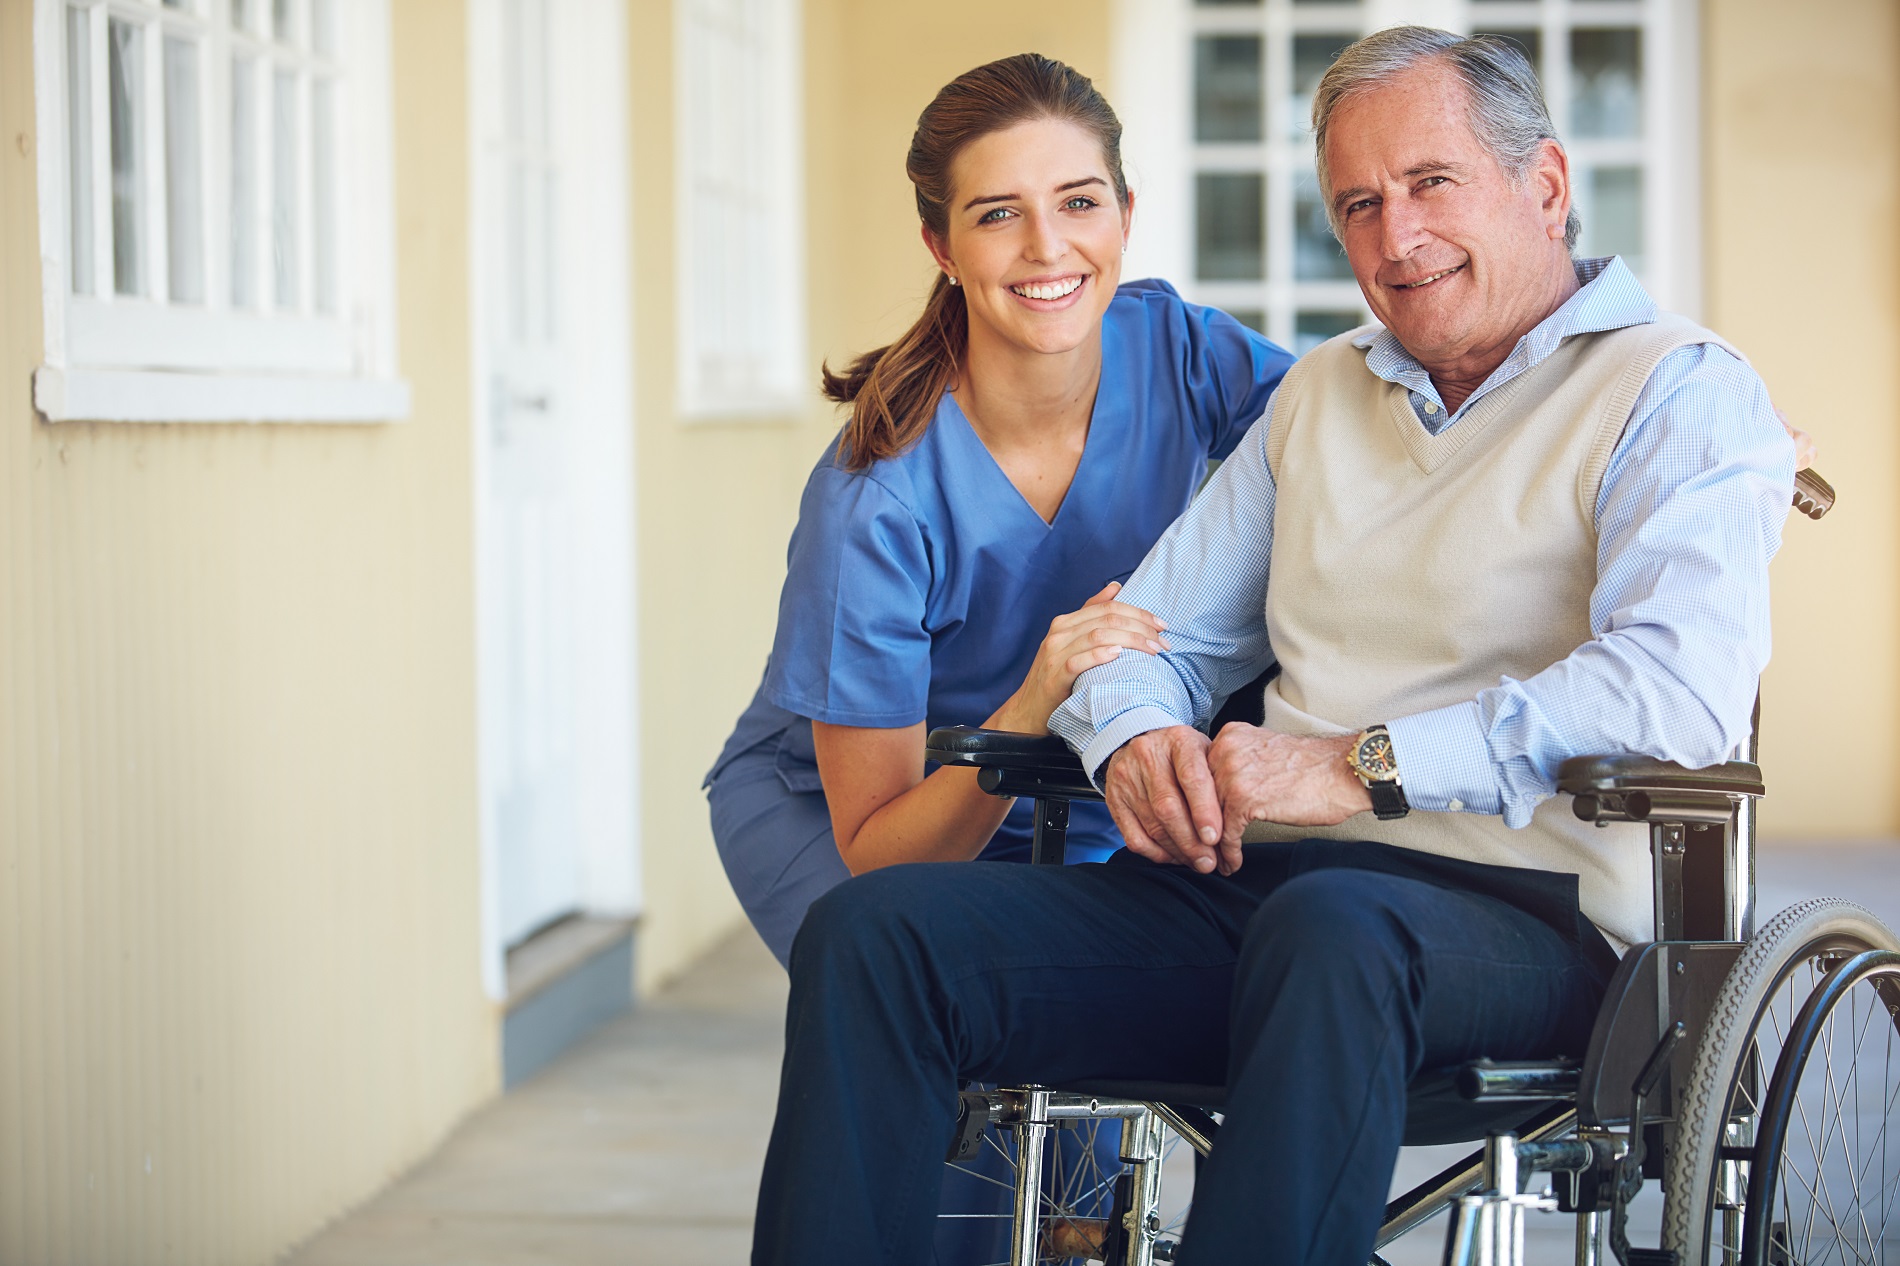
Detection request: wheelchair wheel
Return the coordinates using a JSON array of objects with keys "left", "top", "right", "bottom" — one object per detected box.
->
[
  {"left": 941, "top": 1099, "right": 1197, "bottom": 1264},
  {"left": 1661, "top": 898, "right": 1900, "bottom": 1263},
  {"left": 941, "top": 1115, "right": 1124, "bottom": 1264},
  {"left": 1741, "top": 944, "right": 1900, "bottom": 1266}
]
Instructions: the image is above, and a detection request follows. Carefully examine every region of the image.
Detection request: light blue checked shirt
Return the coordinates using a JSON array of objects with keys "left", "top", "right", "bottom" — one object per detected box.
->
[{"left": 1050, "top": 257, "right": 1797, "bottom": 828}]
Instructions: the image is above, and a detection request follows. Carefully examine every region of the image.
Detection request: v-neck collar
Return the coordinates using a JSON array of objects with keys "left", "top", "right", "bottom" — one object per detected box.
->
[{"left": 938, "top": 322, "right": 1121, "bottom": 537}]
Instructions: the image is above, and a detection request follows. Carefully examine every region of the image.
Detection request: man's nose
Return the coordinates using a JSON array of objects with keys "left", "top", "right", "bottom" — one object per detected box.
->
[{"left": 1380, "top": 197, "right": 1429, "bottom": 261}]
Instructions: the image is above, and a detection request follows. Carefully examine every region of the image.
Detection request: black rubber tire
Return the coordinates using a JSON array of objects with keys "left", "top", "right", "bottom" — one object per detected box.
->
[{"left": 1661, "top": 898, "right": 1900, "bottom": 1262}]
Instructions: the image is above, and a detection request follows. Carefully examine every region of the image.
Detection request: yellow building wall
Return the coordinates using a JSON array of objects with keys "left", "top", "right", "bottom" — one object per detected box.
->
[
  {"left": 0, "top": 3, "right": 496, "bottom": 1263},
  {"left": 1704, "top": 0, "right": 1900, "bottom": 837},
  {"left": 629, "top": 0, "right": 1114, "bottom": 990}
]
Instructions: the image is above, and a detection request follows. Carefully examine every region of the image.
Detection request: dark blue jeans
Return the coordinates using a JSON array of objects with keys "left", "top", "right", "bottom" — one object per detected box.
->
[{"left": 752, "top": 841, "right": 1617, "bottom": 1266}]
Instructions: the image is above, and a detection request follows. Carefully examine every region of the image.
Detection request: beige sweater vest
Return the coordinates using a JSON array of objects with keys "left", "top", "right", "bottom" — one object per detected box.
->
[{"left": 1249, "top": 314, "right": 1738, "bottom": 951}]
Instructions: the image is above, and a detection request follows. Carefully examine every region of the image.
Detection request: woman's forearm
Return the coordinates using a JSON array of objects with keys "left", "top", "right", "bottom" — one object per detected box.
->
[
  {"left": 836, "top": 763, "right": 1017, "bottom": 873},
  {"left": 817, "top": 693, "right": 1056, "bottom": 874}
]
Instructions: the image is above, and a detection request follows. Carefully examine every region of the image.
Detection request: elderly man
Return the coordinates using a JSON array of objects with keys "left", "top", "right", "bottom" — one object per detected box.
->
[{"left": 750, "top": 27, "right": 1793, "bottom": 1266}]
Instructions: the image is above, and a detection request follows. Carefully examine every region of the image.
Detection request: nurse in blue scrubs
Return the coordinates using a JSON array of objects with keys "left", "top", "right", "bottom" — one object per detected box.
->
[
  {"left": 704, "top": 53, "right": 1293, "bottom": 1265},
  {"left": 706, "top": 53, "right": 1294, "bottom": 966}
]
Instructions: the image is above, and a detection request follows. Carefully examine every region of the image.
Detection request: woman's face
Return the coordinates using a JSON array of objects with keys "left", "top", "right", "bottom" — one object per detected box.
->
[{"left": 929, "top": 118, "right": 1132, "bottom": 362}]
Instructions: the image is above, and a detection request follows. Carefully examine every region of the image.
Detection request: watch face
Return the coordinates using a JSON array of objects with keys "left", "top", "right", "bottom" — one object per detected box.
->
[{"left": 1355, "top": 732, "right": 1398, "bottom": 779}]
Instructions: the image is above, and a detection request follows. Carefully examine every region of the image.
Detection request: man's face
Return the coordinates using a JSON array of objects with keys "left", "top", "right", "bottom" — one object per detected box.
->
[{"left": 1324, "top": 64, "right": 1572, "bottom": 370}]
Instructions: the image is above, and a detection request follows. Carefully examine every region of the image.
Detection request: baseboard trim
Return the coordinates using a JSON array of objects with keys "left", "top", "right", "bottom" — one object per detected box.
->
[{"left": 501, "top": 917, "right": 636, "bottom": 1089}]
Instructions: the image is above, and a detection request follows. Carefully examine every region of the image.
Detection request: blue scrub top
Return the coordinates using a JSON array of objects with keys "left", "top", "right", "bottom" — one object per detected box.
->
[{"left": 708, "top": 279, "right": 1294, "bottom": 864}]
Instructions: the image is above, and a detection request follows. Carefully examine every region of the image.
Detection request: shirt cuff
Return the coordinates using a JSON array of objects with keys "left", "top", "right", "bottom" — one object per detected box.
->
[
  {"left": 1386, "top": 702, "right": 1503, "bottom": 816},
  {"left": 1078, "top": 706, "right": 1190, "bottom": 789}
]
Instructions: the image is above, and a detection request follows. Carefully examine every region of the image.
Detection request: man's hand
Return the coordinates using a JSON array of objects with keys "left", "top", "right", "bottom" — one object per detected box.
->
[
  {"left": 1102, "top": 727, "right": 1224, "bottom": 874},
  {"left": 1206, "top": 724, "right": 1374, "bottom": 863}
]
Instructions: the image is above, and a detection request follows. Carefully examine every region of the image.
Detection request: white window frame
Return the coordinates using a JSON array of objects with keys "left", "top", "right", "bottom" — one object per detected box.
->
[
  {"left": 31, "top": 0, "right": 408, "bottom": 423},
  {"left": 1112, "top": 0, "right": 1702, "bottom": 355},
  {"left": 673, "top": 0, "right": 807, "bottom": 420}
]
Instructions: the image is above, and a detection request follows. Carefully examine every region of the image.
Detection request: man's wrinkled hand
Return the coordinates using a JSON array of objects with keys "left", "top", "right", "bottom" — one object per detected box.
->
[
  {"left": 1206, "top": 724, "right": 1373, "bottom": 860},
  {"left": 1103, "top": 727, "right": 1224, "bottom": 874}
]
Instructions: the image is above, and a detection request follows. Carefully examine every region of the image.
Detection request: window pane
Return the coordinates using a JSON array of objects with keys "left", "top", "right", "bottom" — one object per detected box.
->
[
  {"left": 1290, "top": 35, "right": 1349, "bottom": 138},
  {"left": 1571, "top": 28, "right": 1642, "bottom": 139},
  {"left": 1295, "top": 309, "right": 1360, "bottom": 355},
  {"left": 1585, "top": 165, "right": 1643, "bottom": 273},
  {"left": 108, "top": 18, "right": 143, "bottom": 297},
  {"left": 66, "top": 6, "right": 94, "bottom": 295},
  {"left": 163, "top": 36, "right": 204, "bottom": 303},
  {"left": 273, "top": 0, "right": 294, "bottom": 44},
  {"left": 1195, "top": 36, "right": 1262, "bottom": 143},
  {"left": 231, "top": 55, "right": 258, "bottom": 306},
  {"left": 311, "top": 0, "right": 337, "bottom": 56},
  {"left": 1294, "top": 173, "right": 1349, "bottom": 281},
  {"left": 1476, "top": 28, "right": 1541, "bottom": 79},
  {"left": 312, "top": 78, "right": 335, "bottom": 313},
  {"left": 1195, "top": 172, "right": 1264, "bottom": 281},
  {"left": 273, "top": 67, "right": 299, "bottom": 307}
]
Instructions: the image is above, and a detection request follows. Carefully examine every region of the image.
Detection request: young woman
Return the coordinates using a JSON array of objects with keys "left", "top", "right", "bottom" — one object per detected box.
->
[{"left": 704, "top": 53, "right": 1295, "bottom": 967}]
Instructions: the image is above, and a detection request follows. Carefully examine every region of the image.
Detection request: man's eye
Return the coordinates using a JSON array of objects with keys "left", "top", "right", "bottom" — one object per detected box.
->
[{"left": 1346, "top": 199, "right": 1376, "bottom": 217}]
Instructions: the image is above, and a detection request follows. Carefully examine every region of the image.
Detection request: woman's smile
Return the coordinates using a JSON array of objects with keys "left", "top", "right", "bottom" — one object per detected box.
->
[{"left": 1007, "top": 273, "right": 1089, "bottom": 308}]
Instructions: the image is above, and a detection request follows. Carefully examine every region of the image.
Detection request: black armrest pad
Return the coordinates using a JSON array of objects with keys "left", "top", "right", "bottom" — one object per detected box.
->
[
  {"left": 1557, "top": 754, "right": 1764, "bottom": 799},
  {"left": 926, "top": 725, "right": 1088, "bottom": 775}
]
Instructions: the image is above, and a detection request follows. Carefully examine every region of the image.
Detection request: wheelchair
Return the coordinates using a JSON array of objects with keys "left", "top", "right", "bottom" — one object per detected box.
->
[{"left": 924, "top": 469, "right": 1897, "bottom": 1266}]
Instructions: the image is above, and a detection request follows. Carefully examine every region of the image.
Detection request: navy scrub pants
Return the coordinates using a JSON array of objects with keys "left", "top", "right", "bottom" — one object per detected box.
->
[{"left": 752, "top": 840, "right": 1617, "bottom": 1266}]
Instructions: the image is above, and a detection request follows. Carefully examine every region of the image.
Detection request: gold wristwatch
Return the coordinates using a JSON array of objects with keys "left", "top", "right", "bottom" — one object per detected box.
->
[{"left": 1346, "top": 724, "right": 1410, "bottom": 820}]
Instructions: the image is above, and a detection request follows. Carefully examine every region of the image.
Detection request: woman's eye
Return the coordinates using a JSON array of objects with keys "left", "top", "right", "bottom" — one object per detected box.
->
[
  {"left": 978, "top": 207, "right": 1014, "bottom": 224},
  {"left": 1064, "top": 196, "right": 1099, "bottom": 211}
]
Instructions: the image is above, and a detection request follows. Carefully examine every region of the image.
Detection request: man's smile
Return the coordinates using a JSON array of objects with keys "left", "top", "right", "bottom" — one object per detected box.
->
[{"left": 1389, "top": 262, "right": 1467, "bottom": 290}]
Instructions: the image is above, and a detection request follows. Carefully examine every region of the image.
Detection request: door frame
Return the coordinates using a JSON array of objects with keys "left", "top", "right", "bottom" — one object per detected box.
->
[{"left": 468, "top": 0, "right": 641, "bottom": 999}]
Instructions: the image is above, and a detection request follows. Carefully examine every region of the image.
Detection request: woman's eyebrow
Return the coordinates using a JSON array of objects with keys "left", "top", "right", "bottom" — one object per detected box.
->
[{"left": 961, "top": 176, "right": 1108, "bottom": 211}]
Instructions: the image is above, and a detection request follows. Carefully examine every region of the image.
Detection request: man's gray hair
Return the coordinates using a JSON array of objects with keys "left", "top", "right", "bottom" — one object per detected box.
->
[{"left": 1312, "top": 26, "right": 1581, "bottom": 250}]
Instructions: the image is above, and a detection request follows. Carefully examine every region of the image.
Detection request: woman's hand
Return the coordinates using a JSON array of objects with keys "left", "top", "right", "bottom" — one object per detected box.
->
[
  {"left": 994, "top": 581, "right": 1170, "bottom": 733},
  {"left": 1777, "top": 408, "right": 1816, "bottom": 472}
]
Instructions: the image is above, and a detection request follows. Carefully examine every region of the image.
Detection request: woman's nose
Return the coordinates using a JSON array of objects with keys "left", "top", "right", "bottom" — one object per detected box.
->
[{"left": 1022, "top": 212, "right": 1068, "bottom": 264}]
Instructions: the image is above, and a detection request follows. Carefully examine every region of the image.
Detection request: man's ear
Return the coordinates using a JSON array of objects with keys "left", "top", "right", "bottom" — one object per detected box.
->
[
  {"left": 1532, "top": 138, "right": 1573, "bottom": 243},
  {"left": 920, "top": 222, "right": 955, "bottom": 276}
]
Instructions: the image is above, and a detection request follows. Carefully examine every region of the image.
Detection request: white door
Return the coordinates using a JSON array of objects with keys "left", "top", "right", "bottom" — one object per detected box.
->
[{"left": 471, "top": 0, "right": 639, "bottom": 992}]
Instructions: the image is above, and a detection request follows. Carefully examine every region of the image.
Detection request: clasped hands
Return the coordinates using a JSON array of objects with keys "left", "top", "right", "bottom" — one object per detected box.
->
[{"left": 1103, "top": 724, "right": 1374, "bottom": 876}]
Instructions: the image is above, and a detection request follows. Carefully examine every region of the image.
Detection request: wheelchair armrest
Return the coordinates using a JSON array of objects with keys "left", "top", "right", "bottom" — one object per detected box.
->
[
  {"left": 1558, "top": 754, "right": 1764, "bottom": 825},
  {"left": 925, "top": 726, "right": 1104, "bottom": 803},
  {"left": 1794, "top": 467, "right": 1835, "bottom": 521}
]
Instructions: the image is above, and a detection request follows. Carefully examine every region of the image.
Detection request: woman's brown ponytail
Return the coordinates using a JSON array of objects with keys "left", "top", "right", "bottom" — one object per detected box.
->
[{"left": 825, "top": 53, "right": 1129, "bottom": 471}]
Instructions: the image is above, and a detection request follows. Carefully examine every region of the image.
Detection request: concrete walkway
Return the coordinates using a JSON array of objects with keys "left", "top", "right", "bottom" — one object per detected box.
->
[
  {"left": 286, "top": 931, "right": 787, "bottom": 1266},
  {"left": 286, "top": 842, "right": 1899, "bottom": 1265}
]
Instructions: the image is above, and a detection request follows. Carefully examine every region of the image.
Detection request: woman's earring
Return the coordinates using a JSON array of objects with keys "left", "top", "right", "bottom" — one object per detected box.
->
[{"left": 947, "top": 275, "right": 959, "bottom": 286}]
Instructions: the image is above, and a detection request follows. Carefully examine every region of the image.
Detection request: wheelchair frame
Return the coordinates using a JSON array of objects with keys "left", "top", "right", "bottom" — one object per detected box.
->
[{"left": 925, "top": 472, "right": 1898, "bottom": 1266}]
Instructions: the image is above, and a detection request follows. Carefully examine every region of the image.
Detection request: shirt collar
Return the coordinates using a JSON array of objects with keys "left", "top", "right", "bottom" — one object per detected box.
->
[{"left": 1351, "top": 256, "right": 1657, "bottom": 414}]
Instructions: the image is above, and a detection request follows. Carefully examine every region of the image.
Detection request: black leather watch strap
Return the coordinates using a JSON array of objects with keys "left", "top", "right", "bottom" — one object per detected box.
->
[{"left": 1367, "top": 778, "right": 1410, "bottom": 821}]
